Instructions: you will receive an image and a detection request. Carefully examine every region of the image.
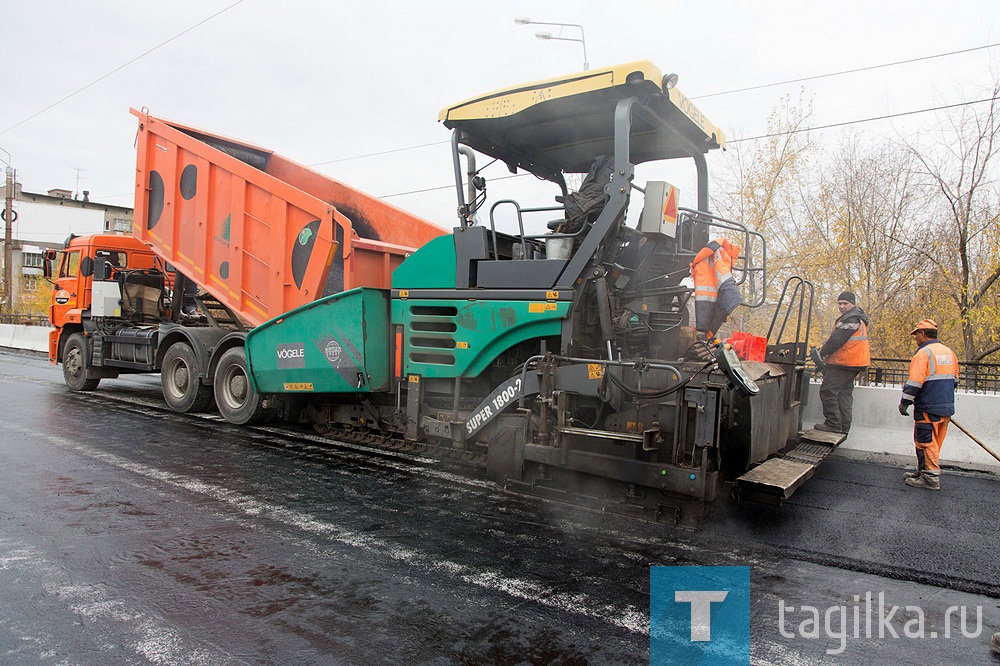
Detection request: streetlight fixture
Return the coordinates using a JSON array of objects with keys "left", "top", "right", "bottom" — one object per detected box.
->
[{"left": 514, "top": 17, "right": 589, "bottom": 71}]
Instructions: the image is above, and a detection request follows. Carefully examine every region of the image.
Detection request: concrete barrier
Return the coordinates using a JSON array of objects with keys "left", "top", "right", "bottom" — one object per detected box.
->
[
  {"left": 804, "top": 382, "right": 1000, "bottom": 474},
  {"left": 0, "top": 324, "right": 51, "bottom": 354}
]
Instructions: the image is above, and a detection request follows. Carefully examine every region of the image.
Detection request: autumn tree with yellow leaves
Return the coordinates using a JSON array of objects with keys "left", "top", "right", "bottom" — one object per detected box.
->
[
  {"left": 18, "top": 275, "right": 52, "bottom": 323},
  {"left": 714, "top": 94, "right": 818, "bottom": 341},
  {"left": 716, "top": 79, "right": 1000, "bottom": 362}
]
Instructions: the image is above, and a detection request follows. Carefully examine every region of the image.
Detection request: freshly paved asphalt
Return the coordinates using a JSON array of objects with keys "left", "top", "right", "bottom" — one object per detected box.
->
[{"left": 1, "top": 348, "right": 998, "bottom": 664}]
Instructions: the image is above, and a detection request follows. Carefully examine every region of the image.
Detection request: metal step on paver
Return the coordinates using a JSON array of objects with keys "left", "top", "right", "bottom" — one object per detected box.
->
[{"left": 733, "top": 428, "right": 845, "bottom": 505}]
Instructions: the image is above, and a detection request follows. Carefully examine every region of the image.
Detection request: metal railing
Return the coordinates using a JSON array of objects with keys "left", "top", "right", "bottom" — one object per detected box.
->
[
  {"left": 808, "top": 357, "right": 1000, "bottom": 395},
  {"left": 0, "top": 314, "right": 51, "bottom": 326}
]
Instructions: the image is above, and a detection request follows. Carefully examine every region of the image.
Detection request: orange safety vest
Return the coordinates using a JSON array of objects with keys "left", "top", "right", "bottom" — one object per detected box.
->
[
  {"left": 903, "top": 340, "right": 959, "bottom": 415},
  {"left": 691, "top": 238, "right": 741, "bottom": 334},
  {"left": 826, "top": 318, "right": 871, "bottom": 367}
]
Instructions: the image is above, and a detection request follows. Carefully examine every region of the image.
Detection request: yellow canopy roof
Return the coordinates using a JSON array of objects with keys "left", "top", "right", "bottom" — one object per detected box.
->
[{"left": 439, "top": 61, "right": 726, "bottom": 178}]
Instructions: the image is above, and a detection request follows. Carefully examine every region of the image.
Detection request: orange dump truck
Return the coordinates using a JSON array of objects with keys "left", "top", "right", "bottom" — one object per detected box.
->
[{"left": 46, "top": 109, "right": 444, "bottom": 416}]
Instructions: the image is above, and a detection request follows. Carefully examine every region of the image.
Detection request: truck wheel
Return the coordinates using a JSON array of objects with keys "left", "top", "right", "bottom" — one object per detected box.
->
[
  {"left": 214, "top": 347, "right": 272, "bottom": 425},
  {"left": 161, "top": 343, "right": 214, "bottom": 413},
  {"left": 63, "top": 333, "right": 100, "bottom": 391}
]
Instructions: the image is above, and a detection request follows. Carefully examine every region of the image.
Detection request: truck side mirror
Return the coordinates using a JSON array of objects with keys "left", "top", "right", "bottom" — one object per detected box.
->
[{"left": 43, "top": 249, "right": 57, "bottom": 279}]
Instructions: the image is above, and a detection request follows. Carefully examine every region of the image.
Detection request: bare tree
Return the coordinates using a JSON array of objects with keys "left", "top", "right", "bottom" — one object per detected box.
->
[
  {"left": 803, "top": 136, "right": 931, "bottom": 357},
  {"left": 899, "top": 81, "right": 1000, "bottom": 361},
  {"left": 715, "top": 94, "right": 817, "bottom": 338}
]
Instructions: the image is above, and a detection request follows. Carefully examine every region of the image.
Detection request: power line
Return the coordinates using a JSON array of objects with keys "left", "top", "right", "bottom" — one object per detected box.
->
[
  {"left": 378, "top": 96, "right": 999, "bottom": 199},
  {"left": 379, "top": 183, "right": 455, "bottom": 199},
  {"left": 95, "top": 95, "right": 994, "bottom": 202},
  {"left": 728, "top": 96, "right": 999, "bottom": 144},
  {"left": 322, "top": 42, "right": 1000, "bottom": 170},
  {"left": 0, "top": 0, "right": 247, "bottom": 136},
  {"left": 379, "top": 173, "right": 527, "bottom": 200},
  {"left": 309, "top": 140, "right": 449, "bottom": 167},
  {"left": 692, "top": 41, "right": 1000, "bottom": 100},
  {"left": 63, "top": 35, "right": 998, "bottom": 199}
]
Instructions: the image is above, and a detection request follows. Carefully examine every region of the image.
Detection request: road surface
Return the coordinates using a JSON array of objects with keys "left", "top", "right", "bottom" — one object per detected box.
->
[{"left": 1, "top": 349, "right": 997, "bottom": 664}]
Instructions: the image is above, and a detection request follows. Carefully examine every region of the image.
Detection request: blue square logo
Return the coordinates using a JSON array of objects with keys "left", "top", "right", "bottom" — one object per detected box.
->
[{"left": 650, "top": 566, "right": 750, "bottom": 665}]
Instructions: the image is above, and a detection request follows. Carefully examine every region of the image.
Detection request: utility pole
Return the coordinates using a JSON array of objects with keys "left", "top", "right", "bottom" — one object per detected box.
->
[{"left": 1, "top": 148, "right": 12, "bottom": 322}]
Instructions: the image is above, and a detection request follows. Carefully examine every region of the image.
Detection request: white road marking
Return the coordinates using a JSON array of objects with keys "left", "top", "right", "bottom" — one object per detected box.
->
[
  {"left": 0, "top": 538, "right": 233, "bottom": 665},
  {"left": 40, "top": 433, "right": 646, "bottom": 635}
]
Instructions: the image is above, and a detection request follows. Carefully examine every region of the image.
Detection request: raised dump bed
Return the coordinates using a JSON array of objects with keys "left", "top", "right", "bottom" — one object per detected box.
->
[{"left": 130, "top": 108, "right": 445, "bottom": 327}]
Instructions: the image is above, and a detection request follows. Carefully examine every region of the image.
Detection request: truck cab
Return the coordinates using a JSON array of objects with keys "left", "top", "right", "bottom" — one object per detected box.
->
[
  {"left": 45, "top": 234, "right": 162, "bottom": 362},
  {"left": 45, "top": 234, "right": 168, "bottom": 387}
]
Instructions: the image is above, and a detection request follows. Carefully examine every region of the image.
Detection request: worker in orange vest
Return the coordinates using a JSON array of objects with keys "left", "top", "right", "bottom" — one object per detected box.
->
[
  {"left": 690, "top": 238, "right": 742, "bottom": 339},
  {"left": 814, "top": 291, "right": 871, "bottom": 434},
  {"left": 899, "top": 318, "right": 959, "bottom": 491}
]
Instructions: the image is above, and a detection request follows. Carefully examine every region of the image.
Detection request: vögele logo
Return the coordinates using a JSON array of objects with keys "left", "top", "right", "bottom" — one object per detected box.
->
[
  {"left": 276, "top": 342, "right": 306, "bottom": 369},
  {"left": 650, "top": 566, "right": 750, "bottom": 665}
]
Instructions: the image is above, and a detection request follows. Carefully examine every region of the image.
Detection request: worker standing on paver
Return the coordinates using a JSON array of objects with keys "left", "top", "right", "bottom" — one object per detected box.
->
[
  {"left": 814, "top": 291, "right": 870, "bottom": 434},
  {"left": 691, "top": 237, "right": 742, "bottom": 340},
  {"left": 899, "top": 318, "right": 959, "bottom": 491}
]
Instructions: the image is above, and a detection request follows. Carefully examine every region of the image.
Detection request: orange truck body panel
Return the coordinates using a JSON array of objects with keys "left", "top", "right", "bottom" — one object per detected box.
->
[{"left": 130, "top": 108, "right": 446, "bottom": 327}]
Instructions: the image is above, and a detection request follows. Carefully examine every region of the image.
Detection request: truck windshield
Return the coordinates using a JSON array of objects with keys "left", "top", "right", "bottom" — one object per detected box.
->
[{"left": 60, "top": 251, "right": 80, "bottom": 278}]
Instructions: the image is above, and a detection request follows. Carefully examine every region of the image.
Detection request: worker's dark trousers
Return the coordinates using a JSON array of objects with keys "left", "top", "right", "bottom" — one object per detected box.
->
[{"left": 819, "top": 365, "right": 863, "bottom": 432}]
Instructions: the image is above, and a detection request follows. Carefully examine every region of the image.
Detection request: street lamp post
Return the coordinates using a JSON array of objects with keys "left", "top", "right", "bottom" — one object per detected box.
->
[
  {"left": 0, "top": 148, "right": 12, "bottom": 322},
  {"left": 514, "top": 17, "right": 589, "bottom": 71}
]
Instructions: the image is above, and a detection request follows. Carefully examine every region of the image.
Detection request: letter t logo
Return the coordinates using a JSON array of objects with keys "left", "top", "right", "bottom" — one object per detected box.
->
[{"left": 675, "top": 590, "right": 729, "bottom": 641}]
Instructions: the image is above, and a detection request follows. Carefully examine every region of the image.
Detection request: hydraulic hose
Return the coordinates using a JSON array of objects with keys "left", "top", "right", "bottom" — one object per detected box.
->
[
  {"left": 605, "top": 360, "right": 714, "bottom": 400},
  {"left": 595, "top": 276, "right": 614, "bottom": 359}
]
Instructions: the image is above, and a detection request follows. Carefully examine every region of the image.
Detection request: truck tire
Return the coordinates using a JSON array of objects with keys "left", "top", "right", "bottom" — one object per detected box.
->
[
  {"left": 214, "top": 347, "right": 272, "bottom": 425},
  {"left": 63, "top": 333, "right": 100, "bottom": 391},
  {"left": 161, "top": 343, "right": 214, "bottom": 413}
]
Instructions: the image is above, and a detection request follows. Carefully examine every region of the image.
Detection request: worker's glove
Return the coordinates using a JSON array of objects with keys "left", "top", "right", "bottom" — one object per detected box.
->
[{"left": 898, "top": 402, "right": 910, "bottom": 416}]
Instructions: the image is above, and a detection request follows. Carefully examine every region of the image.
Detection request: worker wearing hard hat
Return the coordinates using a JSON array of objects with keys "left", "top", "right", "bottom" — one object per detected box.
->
[{"left": 899, "top": 319, "right": 959, "bottom": 490}]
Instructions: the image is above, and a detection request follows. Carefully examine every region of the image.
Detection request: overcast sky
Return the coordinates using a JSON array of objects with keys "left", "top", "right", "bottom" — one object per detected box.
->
[{"left": 2, "top": 0, "right": 997, "bottom": 239}]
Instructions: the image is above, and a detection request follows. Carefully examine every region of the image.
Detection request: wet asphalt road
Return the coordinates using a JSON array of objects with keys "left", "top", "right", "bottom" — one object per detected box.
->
[{"left": 1, "top": 348, "right": 998, "bottom": 664}]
